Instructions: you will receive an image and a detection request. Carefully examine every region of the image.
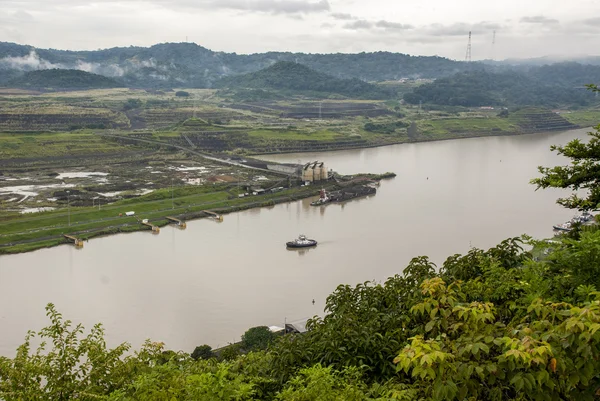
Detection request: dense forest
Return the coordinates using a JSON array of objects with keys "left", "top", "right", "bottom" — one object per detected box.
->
[
  {"left": 2, "top": 42, "right": 600, "bottom": 100},
  {"left": 0, "top": 41, "right": 471, "bottom": 88},
  {"left": 403, "top": 69, "right": 598, "bottom": 108},
  {"left": 3, "top": 124, "right": 600, "bottom": 399},
  {"left": 216, "top": 61, "right": 393, "bottom": 99},
  {"left": 7, "top": 69, "right": 124, "bottom": 90}
]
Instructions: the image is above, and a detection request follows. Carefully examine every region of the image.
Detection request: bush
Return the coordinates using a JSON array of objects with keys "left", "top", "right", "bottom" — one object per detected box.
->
[
  {"left": 122, "top": 98, "right": 142, "bottom": 111},
  {"left": 175, "top": 91, "right": 190, "bottom": 97},
  {"left": 242, "top": 326, "right": 276, "bottom": 351},
  {"left": 219, "top": 343, "right": 242, "bottom": 361},
  {"left": 191, "top": 344, "right": 214, "bottom": 360}
]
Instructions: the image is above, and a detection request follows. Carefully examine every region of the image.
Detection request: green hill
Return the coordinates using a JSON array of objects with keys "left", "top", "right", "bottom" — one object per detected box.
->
[
  {"left": 7, "top": 69, "right": 124, "bottom": 90},
  {"left": 215, "top": 61, "right": 392, "bottom": 99},
  {"left": 404, "top": 69, "right": 598, "bottom": 108}
]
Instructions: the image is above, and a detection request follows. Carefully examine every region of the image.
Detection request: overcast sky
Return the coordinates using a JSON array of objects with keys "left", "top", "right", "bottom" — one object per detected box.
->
[{"left": 1, "top": 0, "right": 600, "bottom": 60}]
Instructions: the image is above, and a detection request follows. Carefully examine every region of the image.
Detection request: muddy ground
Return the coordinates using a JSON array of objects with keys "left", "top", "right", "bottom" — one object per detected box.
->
[{"left": 0, "top": 150, "right": 280, "bottom": 214}]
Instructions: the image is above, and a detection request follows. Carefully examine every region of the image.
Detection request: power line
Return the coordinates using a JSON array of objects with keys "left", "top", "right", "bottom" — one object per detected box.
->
[
  {"left": 492, "top": 30, "right": 496, "bottom": 61},
  {"left": 465, "top": 31, "right": 472, "bottom": 63}
]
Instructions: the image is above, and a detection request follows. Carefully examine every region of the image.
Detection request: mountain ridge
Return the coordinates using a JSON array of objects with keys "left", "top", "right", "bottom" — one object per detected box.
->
[
  {"left": 215, "top": 61, "right": 392, "bottom": 99},
  {"left": 7, "top": 69, "right": 124, "bottom": 90},
  {"left": 0, "top": 41, "right": 468, "bottom": 88}
]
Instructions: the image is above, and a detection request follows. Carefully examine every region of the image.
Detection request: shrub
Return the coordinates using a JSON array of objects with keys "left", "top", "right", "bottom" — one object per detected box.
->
[
  {"left": 242, "top": 326, "right": 276, "bottom": 351},
  {"left": 191, "top": 344, "right": 214, "bottom": 360}
]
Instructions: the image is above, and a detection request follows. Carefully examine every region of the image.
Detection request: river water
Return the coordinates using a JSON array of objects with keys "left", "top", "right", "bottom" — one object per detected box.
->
[{"left": 0, "top": 128, "right": 590, "bottom": 356}]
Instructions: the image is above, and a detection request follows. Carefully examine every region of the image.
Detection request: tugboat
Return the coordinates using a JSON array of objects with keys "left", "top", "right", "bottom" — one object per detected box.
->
[
  {"left": 286, "top": 234, "right": 318, "bottom": 248},
  {"left": 310, "top": 189, "right": 330, "bottom": 206},
  {"left": 553, "top": 222, "right": 573, "bottom": 232},
  {"left": 553, "top": 211, "right": 594, "bottom": 232},
  {"left": 574, "top": 211, "right": 594, "bottom": 223}
]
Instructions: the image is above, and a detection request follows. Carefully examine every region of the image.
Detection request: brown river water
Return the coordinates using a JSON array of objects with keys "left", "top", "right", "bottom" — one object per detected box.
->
[{"left": 0, "top": 128, "right": 590, "bottom": 356}]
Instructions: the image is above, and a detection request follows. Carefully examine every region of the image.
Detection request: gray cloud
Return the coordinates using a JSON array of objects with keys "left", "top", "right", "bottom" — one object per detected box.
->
[
  {"left": 13, "top": 10, "right": 34, "bottom": 21},
  {"left": 520, "top": 15, "right": 559, "bottom": 24},
  {"left": 2, "top": 0, "right": 599, "bottom": 60},
  {"left": 427, "top": 21, "right": 502, "bottom": 36},
  {"left": 343, "top": 19, "right": 413, "bottom": 31},
  {"left": 375, "top": 20, "right": 413, "bottom": 30},
  {"left": 582, "top": 17, "right": 600, "bottom": 26},
  {"left": 343, "top": 20, "right": 373, "bottom": 29},
  {"left": 0, "top": 51, "right": 63, "bottom": 70},
  {"left": 0, "top": 27, "right": 24, "bottom": 43},
  {"left": 330, "top": 12, "right": 355, "bottom": 20},
  {"left": 2, "top": 0, "right": 331, "bottom": 14},
  {"left": 213, "top": 0, "right": 330, "bottom": 13}
]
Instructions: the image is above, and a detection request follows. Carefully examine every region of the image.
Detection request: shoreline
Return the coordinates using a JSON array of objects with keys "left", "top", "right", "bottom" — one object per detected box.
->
[
  {"left": 0, "top": 173, "right": 395, "bottom": 256},
  {"left": 252, "top": 124, "right": 597, "bottom": 157}
]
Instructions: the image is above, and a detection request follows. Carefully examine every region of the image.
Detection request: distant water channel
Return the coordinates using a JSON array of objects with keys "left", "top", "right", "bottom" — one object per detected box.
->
[{"left": 0, "top": 128, "right": 590, "bottom": 356}]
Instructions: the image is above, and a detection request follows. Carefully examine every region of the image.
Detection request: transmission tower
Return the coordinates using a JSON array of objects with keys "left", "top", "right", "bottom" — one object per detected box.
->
[
  {"left": 492, "top": 30, "right": 496, "bottom": 61},
  {"left": 465, "top": 31, "right": 472, "bottom": 62}
]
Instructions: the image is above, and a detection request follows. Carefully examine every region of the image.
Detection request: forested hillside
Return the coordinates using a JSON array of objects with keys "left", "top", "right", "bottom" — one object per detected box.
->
[
  {"left": 0, "top": 42, "right": 470, "bottom": 88},
  {"left": 216, "top": 61, "right": 393, "bottom": 99},
  {"left": 7, "top": 69, "right": 124, "bottom": 89},
  {"left": 404, "top": 69, "right": 597, "bottom": 107}
]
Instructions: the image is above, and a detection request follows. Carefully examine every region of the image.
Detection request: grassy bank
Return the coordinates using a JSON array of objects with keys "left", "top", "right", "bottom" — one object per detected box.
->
[
  {"left": 561, "top": 109, "right": 600, "bottom": 127},
  {"left": 0, "top": 172, "right": 396, "bottom": 255},
  {"left": 0, "top": 183, "right": 323, "bottom": 255}
]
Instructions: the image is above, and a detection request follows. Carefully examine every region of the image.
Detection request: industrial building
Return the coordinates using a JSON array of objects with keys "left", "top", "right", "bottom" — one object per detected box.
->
[{"left": 301, "top": 161, "right": 328, "bottom": 183}]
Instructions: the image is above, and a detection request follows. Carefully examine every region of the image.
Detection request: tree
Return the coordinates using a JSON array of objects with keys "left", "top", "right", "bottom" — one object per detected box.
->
[
  {"left": 0, "top": 303, "right": 132, "bottom": 400},
  {"left": 497, "top": 109, "right": 509, "bottom": 118},
  {"left": 242, "top": 326, "right": 276, "bottom": 351},
  {"left": 122, "top": 98, "right": 142, "bottom": 111},
  {"left": 175, "top": 90, "right": 190, "bottom": 97},
  {"left": 191, "top": 344, "right": 214, "bottom": 360},
  {"left": 394, "top": 276, "right": 600, "bottom": 400},
  {"left": 220, "top": 343, "right": 243, "bottom": 361},
  {"left": 531, "top": 84, "right": 600, "bottom": 210}
]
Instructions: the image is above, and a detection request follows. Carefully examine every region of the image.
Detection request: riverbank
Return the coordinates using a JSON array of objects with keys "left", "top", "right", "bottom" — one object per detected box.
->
[
  {"left": 0, "top": 172, "right": 395, "bottom": 255},
  {"left": 0, "top": 127, "right": 583, "bottom": 359}
]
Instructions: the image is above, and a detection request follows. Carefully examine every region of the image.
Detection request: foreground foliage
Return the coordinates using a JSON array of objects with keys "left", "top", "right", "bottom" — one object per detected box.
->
[
  {"left": 3, "top": 230, "right": 600, "bottom": 400},
  {"left": 532, "top": 86, "right": 600, "bottom": 210}
]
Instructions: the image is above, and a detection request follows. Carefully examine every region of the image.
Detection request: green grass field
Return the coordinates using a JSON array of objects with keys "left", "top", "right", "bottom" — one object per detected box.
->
[
  {"left": 247, "top": 129, "right": 340, "bottom": 141},
  {"left": 0, "top": 184, "right": 322, "bottom": 254},
  {"left": 562, "top": 110, "right": 600, "bottom": 127},
  {"left": 0, "top": 131, "right": 129, "bottom": 159},
  {"left": 417, "top": 117, "right": 519, "bottom": 139}
]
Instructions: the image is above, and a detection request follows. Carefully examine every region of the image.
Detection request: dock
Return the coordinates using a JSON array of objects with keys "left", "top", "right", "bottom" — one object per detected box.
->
[
  {"left": 63, "top": 234, "right": 84, "bottom": 248},
  {"left": 137, "top": 218, "right": 160, "bottom": 233},
  {"left": 166, "top": 216, "right": 187, "bottom": 229},
  {"left": 204, "top": 210, "right": 224, "bottom": 222}
]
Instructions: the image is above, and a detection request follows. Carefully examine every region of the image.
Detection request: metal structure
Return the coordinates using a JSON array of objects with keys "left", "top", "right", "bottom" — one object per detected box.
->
[
  {"left": 492, "top": 30, "right": 496, "bottom": 61},
  {"left": 465, "top": 31, "right": 472, "bottom": 62},
  {"left": 166, "top": 216, "right": 187, "bottom": 229},
  {"left": 64, "top": 234, "right": 84, "bottom": 248},
  {"left": 302, "top": 161, "right": 328, "bottom": 182}
]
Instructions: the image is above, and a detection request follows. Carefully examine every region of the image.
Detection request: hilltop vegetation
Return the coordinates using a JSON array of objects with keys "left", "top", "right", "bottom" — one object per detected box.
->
[
  {"left": 216, "top": 61, "right": 392, "bottom": 99},
  {"left": 404, "top": 69, "right": 598, "bottom": 108},
  {"left": 7, "top": 69, "right": 124, "bottom": 90},
  {"left": 0, "top": 41, "right": 468, "bottom": 88},
  {"left": 1, "top": 42, "right": 600, "bottom": 99}
]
